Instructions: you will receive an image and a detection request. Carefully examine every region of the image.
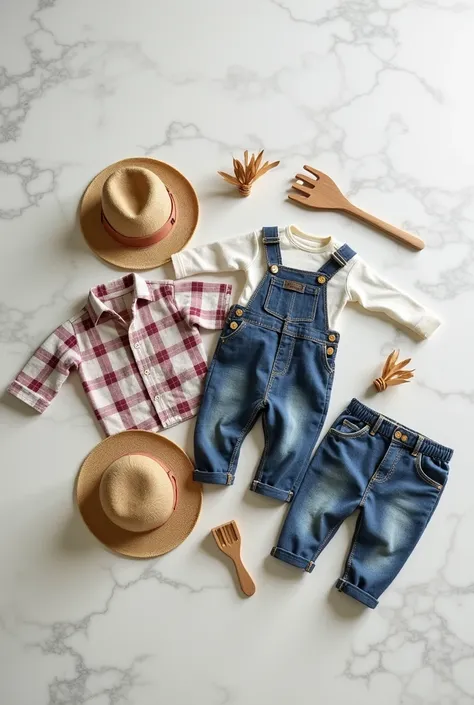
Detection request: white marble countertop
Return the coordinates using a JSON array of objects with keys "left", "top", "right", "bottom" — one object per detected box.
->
[{"left": 1, "top": 1, "right": 473, "bottom": 703}]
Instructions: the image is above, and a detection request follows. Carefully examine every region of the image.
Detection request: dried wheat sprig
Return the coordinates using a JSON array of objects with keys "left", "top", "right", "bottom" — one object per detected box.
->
[
  {"left": 373, "top": 349, "right": 415, "bottom": 392},
  {"left": 218, "top": 150, "right": 280, "bottom": 196}
]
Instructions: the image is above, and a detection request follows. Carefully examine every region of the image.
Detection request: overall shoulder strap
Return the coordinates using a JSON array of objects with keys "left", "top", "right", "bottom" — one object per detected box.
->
[
  {"left": 318, "top": 244, "right": 356, "bottom": 281},
  {"left": 261, "top": 226, "right": 282, "bottom": 266}
]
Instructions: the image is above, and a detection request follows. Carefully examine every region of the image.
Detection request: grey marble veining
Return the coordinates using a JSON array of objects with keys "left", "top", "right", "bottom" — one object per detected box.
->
[{"left": 1, "top": 1, "right": 474, "bottom": 703}]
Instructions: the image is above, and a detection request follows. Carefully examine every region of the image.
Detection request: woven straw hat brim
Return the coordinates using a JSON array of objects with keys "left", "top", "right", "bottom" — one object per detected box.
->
[
  {"left": 80, "top": 158, "right": 199, "bottom": 271},
  {"left": 76, "top": 431, "right": 202, "bottom": 558}
]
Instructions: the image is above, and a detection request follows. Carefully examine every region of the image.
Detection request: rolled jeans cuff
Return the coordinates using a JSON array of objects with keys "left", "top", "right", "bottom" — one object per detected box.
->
[
  {"left": 271, "top": 546, "right": 315, "bottom": 572},
  {"left": 193, "top": 469, "right": 234, "bottom": 486},
  {"left": 335, "top": 578, "right": 378, "bottom": 609}
]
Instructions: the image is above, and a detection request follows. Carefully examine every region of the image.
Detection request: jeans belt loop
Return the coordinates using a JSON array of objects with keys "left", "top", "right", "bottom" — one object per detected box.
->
[
  {"left": 370, "top": 414, "right": 383, "bottom": 436},
  {"left": 411, "top": 434, "right": 425, "bottom": 457}
]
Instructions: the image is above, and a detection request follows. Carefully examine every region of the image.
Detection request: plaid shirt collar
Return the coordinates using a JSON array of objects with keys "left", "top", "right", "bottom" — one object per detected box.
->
[{"left": 87, "top": 273, "right": 153, "bottom": 325}]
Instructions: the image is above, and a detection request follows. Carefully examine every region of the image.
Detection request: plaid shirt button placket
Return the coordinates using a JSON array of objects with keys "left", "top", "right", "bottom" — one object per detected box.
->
[{"left": 8, "top": 274, "right": 232, "bottom": 436}]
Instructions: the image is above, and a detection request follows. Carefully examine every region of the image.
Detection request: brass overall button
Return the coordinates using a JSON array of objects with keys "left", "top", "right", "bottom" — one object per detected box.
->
[
  {"left": 327, "top": 347, "right": 334, "bottom": 356},
  {"left": 270, "top": 265, "right": 279, "bottom": 274},
  {"left": 394, "top": 430, "right": 402, "bottom": 439},
  {"left": 401, "top": 434, "right": 408, "bottom": 442},
  {"left": 317, "top": 275, "right": 326, "bottom": 284},
  {"left": 230, "top": 321, "right": 238, "bottom": 330},
  {"left": 328, "top": 334, "right": 336, "bottom": 342},
  {"left": 235, "top": 308, "right": 243, "bottom": 317}
]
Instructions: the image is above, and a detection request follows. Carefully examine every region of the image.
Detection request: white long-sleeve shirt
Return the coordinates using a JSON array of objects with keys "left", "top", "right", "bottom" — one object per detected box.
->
[{"left": 172, "top": 225, "right": 440, "bottom": 338}]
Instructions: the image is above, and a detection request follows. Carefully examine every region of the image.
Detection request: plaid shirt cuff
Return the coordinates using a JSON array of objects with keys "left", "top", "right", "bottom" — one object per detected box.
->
[
  {"left": 8, "top": 381, "right": 49, "bottom": 413},
  {"left": 216, "top": 284, "right": 232, "bottom": 328}
]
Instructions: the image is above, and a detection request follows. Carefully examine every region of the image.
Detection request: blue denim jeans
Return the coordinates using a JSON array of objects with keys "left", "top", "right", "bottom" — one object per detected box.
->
[
  {"left": 193, "top": 228, "right": 356, "bottom": 502},
  {"left": 272, "top": 399, "right": 453, "bottom": 608}
]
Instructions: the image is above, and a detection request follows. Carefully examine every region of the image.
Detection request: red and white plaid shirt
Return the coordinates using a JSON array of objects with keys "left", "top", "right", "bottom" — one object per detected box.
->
[{"left": 8, "top": 273, "right": 231, "bottom": 435}]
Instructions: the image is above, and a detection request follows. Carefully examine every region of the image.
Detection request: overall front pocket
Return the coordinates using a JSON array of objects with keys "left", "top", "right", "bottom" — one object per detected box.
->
[
  {"left": 264, "top": 279, "right": 318, "bottom": 322},
  {"left": 319, "top": 342, "right": 337, "bottom": 373},
  {"left": 220, "top": 319, "right": 248, "bottom": 342}
]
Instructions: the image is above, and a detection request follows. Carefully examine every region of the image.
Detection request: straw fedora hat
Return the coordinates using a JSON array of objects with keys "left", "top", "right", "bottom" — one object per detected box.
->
[
  {"left": 76, "top": 431, "right": 202, "bottom": 558},
  {"left": 80, "top": 157, "right": 199, "bottom": 270}
]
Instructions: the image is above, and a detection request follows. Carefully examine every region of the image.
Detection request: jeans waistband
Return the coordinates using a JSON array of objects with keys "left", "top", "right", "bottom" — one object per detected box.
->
[{"left": 347, "top": 398, "right": 453, "bottom": 463}]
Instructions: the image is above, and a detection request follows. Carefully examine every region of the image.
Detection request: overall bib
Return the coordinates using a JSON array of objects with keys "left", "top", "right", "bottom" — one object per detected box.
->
[{"left": 193, "top": 227, "right": 356, "bottom": 502}]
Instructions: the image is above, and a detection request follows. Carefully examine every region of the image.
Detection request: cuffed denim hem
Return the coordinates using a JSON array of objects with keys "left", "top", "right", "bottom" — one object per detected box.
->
[
  {"left": 193, "top": 469, "right": 234, "bottom": 486},
  {"left": 335, "top": 578, "right": 378, "bottom": 609},
  {"left": 251, "top": 480, "right": 293, "bottom": 502},
  {"left": 271, "top": 546, "right": 315, "bottom": 573}
]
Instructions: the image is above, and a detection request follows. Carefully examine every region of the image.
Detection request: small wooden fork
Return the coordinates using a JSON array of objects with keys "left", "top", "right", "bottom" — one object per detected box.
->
[
  {"left": 211, "top": 520, "right": 256, "bottom": 597},
  {"left": 289, "top": 165, "right": 425, "bottom": 251}
]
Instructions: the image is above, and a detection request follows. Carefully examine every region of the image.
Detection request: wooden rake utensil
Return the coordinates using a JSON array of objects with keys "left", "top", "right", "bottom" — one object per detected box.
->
[
  {"left": 289, "top": 166, "right": 425, "bottom": 251},
  {"left": 211, "top": 520, "right": 256, "bottom": 597}
]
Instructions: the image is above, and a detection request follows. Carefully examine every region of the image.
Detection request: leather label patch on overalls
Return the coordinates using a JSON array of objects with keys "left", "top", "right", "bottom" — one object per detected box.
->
[{"left": 283, "top": 280, "right": 305, "bottom": 293}]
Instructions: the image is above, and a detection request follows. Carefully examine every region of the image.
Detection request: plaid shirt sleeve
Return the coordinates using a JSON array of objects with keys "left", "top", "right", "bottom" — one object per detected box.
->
[
  {"left": 173, "top": 281, "right": 232, "bottom": 330},
  {"left": 8, "top": 321, "right": 81, "bottom": 413}
]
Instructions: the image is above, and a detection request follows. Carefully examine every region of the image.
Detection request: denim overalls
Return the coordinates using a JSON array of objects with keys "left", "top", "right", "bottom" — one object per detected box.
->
[{"left": 193, "top": 227, "right": 356, "bottom": 501}]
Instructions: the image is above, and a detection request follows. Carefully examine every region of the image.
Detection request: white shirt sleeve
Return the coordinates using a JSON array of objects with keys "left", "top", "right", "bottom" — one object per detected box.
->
[
  {"left": 346, "top": 259, "right": 441, "bottom": 338},
  {"left": 172, "top": 231, "right": 259, "bottom": 278}
]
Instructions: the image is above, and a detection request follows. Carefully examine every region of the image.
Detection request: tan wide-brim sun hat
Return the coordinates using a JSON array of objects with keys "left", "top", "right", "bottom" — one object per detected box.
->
[
  {"left": 80, "top": 157, "right": 199, "bottom": 270},
  {"left": 76, "top": 430, "right": 202, "bottom": 558}
]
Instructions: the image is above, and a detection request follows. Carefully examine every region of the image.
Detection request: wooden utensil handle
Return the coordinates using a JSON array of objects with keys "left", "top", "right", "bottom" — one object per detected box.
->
[
  {"left": 343, "top": 204, "right": 425, "bottom": 251},
  {"left": 232, "top": 556, "right": 256, "bottom": 597}
]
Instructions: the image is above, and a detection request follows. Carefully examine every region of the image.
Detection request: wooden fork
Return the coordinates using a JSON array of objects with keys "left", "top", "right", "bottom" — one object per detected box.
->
[
  {"left": 211, "top": 520, "right": 256, "bottom": 597},
  {"left": 289, "top": 165, "right": 425, "bottom": 251}
]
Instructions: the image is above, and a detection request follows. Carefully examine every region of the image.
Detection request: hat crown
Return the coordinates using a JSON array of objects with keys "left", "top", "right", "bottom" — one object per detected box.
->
[
  {"left": 99, "top": 454, "right": 175, "bottom": 532},
  {"left": 101, "top": 167, "right": 172, "bottom": 239}
]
